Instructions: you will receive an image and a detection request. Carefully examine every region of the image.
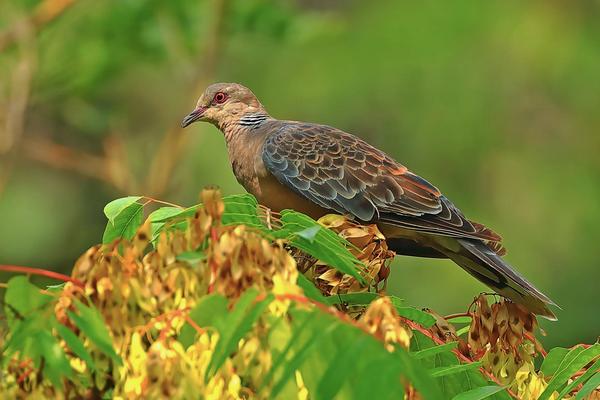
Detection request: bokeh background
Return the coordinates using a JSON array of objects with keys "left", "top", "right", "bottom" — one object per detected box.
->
[{"left": 1, "top": 0, "right": 598, "bottom": 347}]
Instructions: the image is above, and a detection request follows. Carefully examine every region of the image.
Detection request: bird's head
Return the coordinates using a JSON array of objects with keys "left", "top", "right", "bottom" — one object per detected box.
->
[{"left": 181, "top": 82, "right": 264, "bottom": 128}]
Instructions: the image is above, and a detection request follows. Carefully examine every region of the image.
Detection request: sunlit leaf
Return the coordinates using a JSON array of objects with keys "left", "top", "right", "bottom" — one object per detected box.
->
[
  {"left": 103, "top": 196, "right": 142, "bottom": 224},
  {"left": 102, "top": 201, "right": 144, "bottom": 243}
]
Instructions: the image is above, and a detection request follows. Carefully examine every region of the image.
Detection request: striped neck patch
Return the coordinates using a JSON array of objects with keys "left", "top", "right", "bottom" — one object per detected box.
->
[{"left": 238, "top": 113, "right": 269, "bottom": 128}]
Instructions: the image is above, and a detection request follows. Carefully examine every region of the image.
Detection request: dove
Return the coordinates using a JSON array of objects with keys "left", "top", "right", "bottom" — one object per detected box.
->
[{"left": 182, "top": 82, "right": 557, "bottom": 319}]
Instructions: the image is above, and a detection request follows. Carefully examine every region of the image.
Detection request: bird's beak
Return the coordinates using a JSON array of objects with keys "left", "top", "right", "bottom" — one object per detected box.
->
[{"left": 181, "top": 106, "right": 207, "bottom": 128}]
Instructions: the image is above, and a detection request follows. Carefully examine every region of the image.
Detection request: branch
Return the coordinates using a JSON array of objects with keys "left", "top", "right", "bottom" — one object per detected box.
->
[
  {"left": 0, "top": 264, "right": 84, "bottom": 288},
  {"left": 20, "top": 136, "right": 111, "bottom": 184}
]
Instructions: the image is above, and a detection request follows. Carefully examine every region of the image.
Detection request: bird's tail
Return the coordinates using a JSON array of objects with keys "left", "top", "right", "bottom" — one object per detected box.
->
[{"left": 441, "top": 238, "right": 558, "bottom": 320}]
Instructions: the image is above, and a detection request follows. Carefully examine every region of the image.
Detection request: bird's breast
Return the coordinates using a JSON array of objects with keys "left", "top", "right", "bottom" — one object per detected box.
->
[{"left": 254, "top": 173, "right": 329, "bottom": 219}]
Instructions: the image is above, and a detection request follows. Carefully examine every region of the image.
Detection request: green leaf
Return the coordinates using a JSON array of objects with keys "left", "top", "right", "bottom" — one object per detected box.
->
[
  {"left": 411, "top": 332, "right": 509, "bottom": 399},
  {"left": 222, "top": 194, "right": 265, "bottom": 229},
  {"left": 540, "top": 347, "right": 571, "bottom": 376},
  {"left": 178, "top": 294, "right": 228, "bottom": 348},
  {"left": 297, "top": 274, "right": 327, "bottom": 303},
  {"left": 575, "top": 371, "right": 600, "bottom": 400},
  {"left": 430, "top": 362, "right": 482, "bottom": 377},
  {"left": 446, "top": 316, "right": 472, "bottom": 324},
  {"left": 102, "top": 201, "right": 144, "bottom": 243},
  {"left": 4, "top": 276, "right": 53, "bottom": 326},
  {"left": 296, "top": 225, "right": 321, "bottom": 242},
  {"left": 412, "top": 341, "right": 458, "bottom": 360},
  {"left": 33, "top": 330, "right": 73, "bottom": 389},
  {"left": 558, "top": 357, "right": 600, "bottom": 399},
  {"left": 68, "top": 300, "right": 122, "bottom": 365},
  {"left": 103, "top": 196, "right": 142, "bottom": 224},
  {"left": 176, "top": 251, "right": 206, "bottom": 267},
  {"left": 267, "top": 307, "right": 443, "bottom": 400},
  {"left": 456, "top": 325, "right": 471, "bottom": 337},
  {"left": 206, "top": 289, "right": 273, "bottom": 380},
  {"left": 46, "top": 282, "right": 67, "bottom": 293},
  {"left": 314, "top": 333, "right": 371, "bottom": 399},
  {"left": 149, "top": 206, "right": 183, "bottom": 222},
  {"left": 539, "top": 344, "right": 600, "bottom": 400},
  {"left": 394, "top": 348, "right": 445, "bottom": 400},
  {"left": 452, "top": 385, "right": 507, "bottom": 400},
  {"left": 325, "top": 292, "right": 380, "bottom": 306},
  {"left": 280, "top": 210, "right": 364, "bottom": 283},
  {"left": 396, "top": 306, "right": 436, "bottom": 328},
  {"left": 56, "top": 323, "right": 96, "bottom": 371},
  {"left": 148, "top": 206, "right": 185, "bottom": 240}
]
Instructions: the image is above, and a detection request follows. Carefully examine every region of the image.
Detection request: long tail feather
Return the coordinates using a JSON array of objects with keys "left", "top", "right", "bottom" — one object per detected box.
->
[{"left": 445, "top": 238, "right": 558, "bottom": 320}]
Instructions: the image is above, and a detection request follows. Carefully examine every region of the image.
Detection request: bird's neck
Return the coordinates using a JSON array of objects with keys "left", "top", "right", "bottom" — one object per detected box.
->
[{"left": 218, "top": 110, "right": 271, "bottom": 143}]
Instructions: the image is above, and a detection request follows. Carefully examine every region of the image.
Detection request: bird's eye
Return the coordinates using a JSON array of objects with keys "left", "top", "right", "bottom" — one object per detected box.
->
[{"left": 213, "top": 92, "right": 228, "bottom": 104}]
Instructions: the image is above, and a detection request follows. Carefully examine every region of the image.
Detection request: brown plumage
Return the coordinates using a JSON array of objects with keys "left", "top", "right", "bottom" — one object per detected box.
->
[{"left": 182, "top": 82, "right": 557, "bottom": 319}]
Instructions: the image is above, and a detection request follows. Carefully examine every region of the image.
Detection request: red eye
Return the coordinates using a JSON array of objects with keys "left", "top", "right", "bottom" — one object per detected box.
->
[{"left": 213, "top": 92, "right": 228, "bottom": 104}]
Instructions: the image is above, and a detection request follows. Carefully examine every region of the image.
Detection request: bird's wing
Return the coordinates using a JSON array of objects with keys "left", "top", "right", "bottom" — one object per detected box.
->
[{"left": 262, "top": 122, "right": 501, "bottom": 241}]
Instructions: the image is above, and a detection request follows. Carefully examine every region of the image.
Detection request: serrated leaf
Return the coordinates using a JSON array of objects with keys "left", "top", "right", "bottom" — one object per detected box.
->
[
  {"left": 56, "top": 323, "right": 96, "bottom": 371},
  {"left": 452, "top": 385, "right": 507, "bottom": 400},
  {"left": 103, "top": 196, "right": 142, "bottom": 224},
  {"left": 412, "top": 341, "right": 458, "bottom": 360},
  {"left": 102, "top": 201, "right": 143, "bottom": 244},
  {"left": 68, "top": 300, "right": 122, "bottom": 365}
]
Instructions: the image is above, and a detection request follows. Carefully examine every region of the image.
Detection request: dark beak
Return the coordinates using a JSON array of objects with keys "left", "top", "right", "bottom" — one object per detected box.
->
[{"left": 181, "top": 107, "right": 206, "bottom": 128}]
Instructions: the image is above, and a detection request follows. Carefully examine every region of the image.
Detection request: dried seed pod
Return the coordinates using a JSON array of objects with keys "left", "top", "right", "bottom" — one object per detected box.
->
[{"left": 360, "top": 297, "right": 412, "bottom": 350}]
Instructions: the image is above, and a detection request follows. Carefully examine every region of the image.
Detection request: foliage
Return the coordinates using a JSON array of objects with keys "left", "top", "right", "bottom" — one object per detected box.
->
[
  {"left": 1, "top": 190, "right": 598, "bottom": 399},
  {"left": 1, "top": 0, "right": 600, "bottom": 349}
]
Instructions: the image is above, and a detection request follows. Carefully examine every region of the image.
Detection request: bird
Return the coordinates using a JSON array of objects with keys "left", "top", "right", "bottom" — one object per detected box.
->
[{"left": 181, "top": 82, "right": 557, "bottom": 320}]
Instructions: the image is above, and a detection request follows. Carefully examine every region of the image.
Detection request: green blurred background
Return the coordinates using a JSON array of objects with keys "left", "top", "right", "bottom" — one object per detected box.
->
[{"left": 1, "top": 0, "right": 598, "bottom": 347}]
